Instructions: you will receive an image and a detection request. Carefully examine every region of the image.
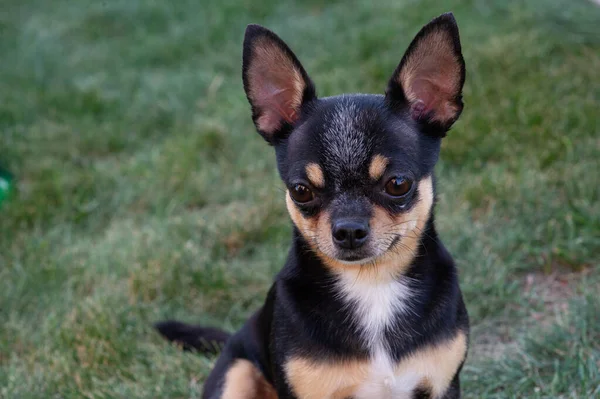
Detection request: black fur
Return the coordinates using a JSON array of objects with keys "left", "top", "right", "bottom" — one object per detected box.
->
[
  {"left": 157, "top": 13, "right": 469, "bottom": 399},
  {"left": 242, "top": 24, "right": 317, "bottom": 145},
  {"left": 154, "top": 320, "right": 230, "bottom": 355},
  {"left": 386, "top": 12, "right": 466, "bottom": 135}
]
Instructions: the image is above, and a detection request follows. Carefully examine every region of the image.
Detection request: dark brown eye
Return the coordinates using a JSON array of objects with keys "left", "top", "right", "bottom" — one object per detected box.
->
[
  {"left": 384, "top": 177, "right": 413, "bottom": 197},
  {"left": 290, "top": 184, "right": 314, "bottom": 203}
]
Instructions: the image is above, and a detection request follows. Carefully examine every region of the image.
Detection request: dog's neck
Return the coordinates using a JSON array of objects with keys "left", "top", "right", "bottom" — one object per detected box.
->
[{"left": 286, "top": 216, "right": 440, "bottom": 354}]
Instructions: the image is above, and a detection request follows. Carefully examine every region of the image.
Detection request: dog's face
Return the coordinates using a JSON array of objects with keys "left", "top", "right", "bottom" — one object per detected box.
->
[
  {"left": 242, "top": 14, "right": 465, "bottom": 270},
  {"left": 280, "top": 99, "right": 440, "bottom": 268}
]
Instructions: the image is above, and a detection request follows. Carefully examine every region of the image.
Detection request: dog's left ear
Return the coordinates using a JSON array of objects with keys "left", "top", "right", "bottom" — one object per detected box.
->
[
  {"left": 386, "top": 13, "right": 465, "bottom": 134},
  {"left": 243, "top": 24, "right": 316, "bottom": 144}
]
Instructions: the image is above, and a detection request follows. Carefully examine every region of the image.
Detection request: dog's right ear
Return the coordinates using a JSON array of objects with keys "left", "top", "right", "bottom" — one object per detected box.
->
[{"left": 243, "top": 24, "right": 316, "bottom": 144}]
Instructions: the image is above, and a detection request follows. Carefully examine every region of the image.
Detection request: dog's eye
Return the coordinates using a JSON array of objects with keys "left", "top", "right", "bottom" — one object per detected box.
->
[
  {"left": 384, "top": 177, "right": 413, "bottom": 197},
  {"left": 290, "top": 184, "right": 314, "bottom": 203}
]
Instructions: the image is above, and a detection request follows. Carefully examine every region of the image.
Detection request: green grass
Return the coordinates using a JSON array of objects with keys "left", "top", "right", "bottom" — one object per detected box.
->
[{"left": 0, "top": 0, "right": 599, "bottom": 397}]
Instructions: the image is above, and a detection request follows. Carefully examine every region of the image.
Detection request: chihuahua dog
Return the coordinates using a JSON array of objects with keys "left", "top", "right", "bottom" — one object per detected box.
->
[{"left": 157, "top": 12, "right": 469, "bottom": 399}]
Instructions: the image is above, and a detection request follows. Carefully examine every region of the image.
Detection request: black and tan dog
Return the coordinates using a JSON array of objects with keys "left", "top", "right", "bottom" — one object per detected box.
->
[{"left": 157, "top": 12, "right": 469, "bottom": 399}]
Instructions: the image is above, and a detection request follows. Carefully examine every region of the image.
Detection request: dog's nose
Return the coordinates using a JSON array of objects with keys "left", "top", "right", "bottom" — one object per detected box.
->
[{"left": 332, "top": 219, "right": 370, "bottom": 250}]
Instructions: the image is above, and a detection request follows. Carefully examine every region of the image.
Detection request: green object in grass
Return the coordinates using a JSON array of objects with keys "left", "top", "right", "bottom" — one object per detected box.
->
[{"left": 0, "top": 168, "right": 12, "bottom": 207}]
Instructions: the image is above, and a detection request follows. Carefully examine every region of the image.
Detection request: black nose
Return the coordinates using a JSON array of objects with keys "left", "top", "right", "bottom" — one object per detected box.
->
[{"left": 332, "top": 219, "right": 370, "bottom": 250}]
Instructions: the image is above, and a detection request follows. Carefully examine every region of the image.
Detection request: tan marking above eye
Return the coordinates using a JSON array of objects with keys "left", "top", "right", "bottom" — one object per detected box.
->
[
  {"left": 305, "top": 163, "right": 325, "bottom": 188},
  {"left": 368, "top": 155, "right": 389, "bottom": 181}
]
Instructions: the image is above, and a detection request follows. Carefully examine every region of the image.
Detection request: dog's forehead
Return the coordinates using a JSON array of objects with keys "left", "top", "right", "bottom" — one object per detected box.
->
[
  {"left": 288, "top": 96, "right": 420, "bottom": 178},
  {"left": 320, "top": 99, "right": 373, "bottom": 175}
]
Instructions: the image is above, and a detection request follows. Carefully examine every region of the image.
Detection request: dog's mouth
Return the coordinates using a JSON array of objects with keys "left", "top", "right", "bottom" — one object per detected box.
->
[
  {"left": 318, "top": 245, "right": 374, "bottom": 265},
  {"left": 337, "top": 252, "right": 371, "bottom": 263},
  {"left": 323, "top": 235, "right": 404, "bottom": 266}
]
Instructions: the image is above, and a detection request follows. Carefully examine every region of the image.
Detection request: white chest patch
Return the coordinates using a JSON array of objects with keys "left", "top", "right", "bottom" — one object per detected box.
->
[
  {"left": 336, "top": 271, "right": 419, "bottom": 398},
  {"left": 353, "top": 349, "right": 423, "bottom": 399},
  {"left": 336, "top": 271, "right": 413, "bottom": 346}
]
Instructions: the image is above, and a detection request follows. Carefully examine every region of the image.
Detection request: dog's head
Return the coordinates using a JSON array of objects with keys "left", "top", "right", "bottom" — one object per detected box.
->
[{"left": 242, "top": 14, "right": 465, "bottom": 272}]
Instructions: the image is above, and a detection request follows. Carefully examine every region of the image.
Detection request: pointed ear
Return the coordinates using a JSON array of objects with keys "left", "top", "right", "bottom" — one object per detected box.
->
[
  {"left": 242, "top": 24, "right": 316, "bottom": 144},
  {"left": 386, "top": 13, "right": 465, "bottom": 134}
]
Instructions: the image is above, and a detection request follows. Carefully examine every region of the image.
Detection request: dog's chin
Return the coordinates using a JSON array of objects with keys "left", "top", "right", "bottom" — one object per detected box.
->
[
  {"left": 326, "top": 239, "right": 402, "bottom": 266},
  {"left": 316, "top": 240, "right": 401, "bottom": 267},
  {"left": 334, "top": 256, "right": 376, "bottom": 266},
  {"left": 330, "top": 250, "right": 378, "bottom": 266}
]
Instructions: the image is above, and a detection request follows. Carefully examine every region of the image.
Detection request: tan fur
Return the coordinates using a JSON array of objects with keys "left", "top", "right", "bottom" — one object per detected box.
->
[
  {"left": 286, "top": 177, "right": 434, "bottom": 280},
  {"left": 286, "top": 189, "right": 344, "bottom": 271},
  {"left": 221, "top": 359, "right": 278, "bottom": 399},
  {"left": 398, "top": 28, "right": 461, "bottom": 124},
  {"left": 305, "top": 163, "right": 325, "bottom": 188},
  {"left": 285, "top": 358, "right": 367, "bottom": 399},
  {"left": 247, "top": 38, "right": 305, "bottom": 134},
  {"left": 366, "top": 176, "right": 434, "bottom": 276},
  {"left": 286, "top": 191, "right": 326, "bottom": 246},
  {"left": 285, "top": 330, "right": 467, "bottom": 399},
  {"left": 368, "top": 155, "right": 389, "bottom": 181},
  {"left": 397, "top": 332, "right": 468, "bottom": 397}
]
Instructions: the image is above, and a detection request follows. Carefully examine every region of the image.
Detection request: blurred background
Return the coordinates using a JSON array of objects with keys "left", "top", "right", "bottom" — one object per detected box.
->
[{"left": 0, "top": 0, "right": 599, "bottom": 397}]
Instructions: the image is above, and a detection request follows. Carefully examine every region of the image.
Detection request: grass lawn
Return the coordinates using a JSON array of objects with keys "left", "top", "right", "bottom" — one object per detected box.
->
[{"left": 1, "top": 0, "right": 599, "bottom": 397}]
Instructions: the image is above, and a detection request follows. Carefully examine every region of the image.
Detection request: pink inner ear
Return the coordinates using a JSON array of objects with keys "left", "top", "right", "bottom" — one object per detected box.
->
[
  {"left": 247, "top": 41, "right": 306, "bottom": 134},
  {"left": 254, "top": 85, "right": 299, "bottom": 133},
  {"left": 397, "top": 28, "right": 463, "bottom": 125},
  {"left": 409, "top": 78, "right": 459, "bottom": 123}
]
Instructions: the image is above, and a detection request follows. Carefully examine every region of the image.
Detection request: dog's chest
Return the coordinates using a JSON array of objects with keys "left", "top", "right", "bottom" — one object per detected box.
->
[
  {"left": 351, "top": 349, "right": 422, "bottom": 399},
  {"left": 340, "top": 275, "right": 419, "bottom": 398},
  {"left": 285, "top": 275, "right": 467, "bottom": 399},
  {"left": 337, "top": 273, "right": 411, "bottom": 346}
]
